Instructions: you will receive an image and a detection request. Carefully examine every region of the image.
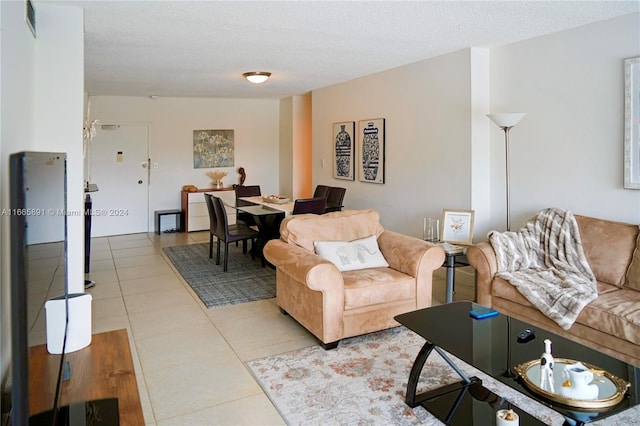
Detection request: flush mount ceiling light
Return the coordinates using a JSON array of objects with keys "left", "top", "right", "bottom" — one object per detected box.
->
[{"left": 243, "top": 71, "right": 271, "bottom": 84}]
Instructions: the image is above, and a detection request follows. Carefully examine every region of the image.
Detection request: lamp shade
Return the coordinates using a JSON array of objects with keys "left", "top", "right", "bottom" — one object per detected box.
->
[
  {"left": 487, "top": 113, "right": 527, "bottom": 128},
  {"left": 243, "top": 71, "right": 271, "bottom": 84}
]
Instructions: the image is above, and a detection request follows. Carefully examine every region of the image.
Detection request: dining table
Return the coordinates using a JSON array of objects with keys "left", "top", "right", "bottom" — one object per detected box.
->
[
  {"left": 237, "top": 195, "right": 295, "bottom": 216},
  {"left": 222, "top": 194, "right": 344, "bottom": 246},
  {"left": 221, "top": 196, "right": 289, "bottom": 264}
]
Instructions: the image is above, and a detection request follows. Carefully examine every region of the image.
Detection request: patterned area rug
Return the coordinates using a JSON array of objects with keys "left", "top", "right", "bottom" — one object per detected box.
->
[
  {"left": 163, "top": 242, "right": 275, "bottom": 308},
  {"left": 248, "top": 327, "right": 636, "bottom": 426}
]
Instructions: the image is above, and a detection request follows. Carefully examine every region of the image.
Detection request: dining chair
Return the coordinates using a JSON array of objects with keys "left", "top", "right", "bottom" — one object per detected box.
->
[
  {"left": 292, "top": 197, "right": 327, "bottom": 215},
  {"left": 325, "top": 187, "right": 346, "bottom": 213},
  {"left": 205, "top": 194, "right": 259, "bottom": 272},
  {"left": 312, "top": 184, "right": 330, "bottom": 199},
  {"left": 234, "top": 185, "right": 261, "bottom": 227}
]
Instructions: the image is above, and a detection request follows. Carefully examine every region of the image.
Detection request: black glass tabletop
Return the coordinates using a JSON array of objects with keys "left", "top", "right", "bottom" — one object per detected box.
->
[{"left": 395, "top": 301, "right": 639, "bottom": 424}]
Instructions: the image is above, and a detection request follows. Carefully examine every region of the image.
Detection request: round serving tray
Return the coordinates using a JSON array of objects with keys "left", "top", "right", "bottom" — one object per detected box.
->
[{"left": 513, "top": 357, "right": 629, "bottom": 410}]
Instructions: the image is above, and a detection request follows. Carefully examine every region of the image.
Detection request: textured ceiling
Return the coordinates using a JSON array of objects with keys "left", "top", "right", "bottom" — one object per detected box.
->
[{"left": 52, "top": 1, "right": 639, "bottom": 99}]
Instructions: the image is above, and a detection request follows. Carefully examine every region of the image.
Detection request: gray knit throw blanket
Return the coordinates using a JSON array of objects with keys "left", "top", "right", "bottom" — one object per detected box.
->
[{"left": 489, "top": 208, "right": 597, "bottom": 330}]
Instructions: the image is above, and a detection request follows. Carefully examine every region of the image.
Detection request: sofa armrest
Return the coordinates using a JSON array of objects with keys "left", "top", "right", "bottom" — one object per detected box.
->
[
  {"left": 378, "top": 230, "right": 445, "bottom": 308},
  {"left": 263, "top": 239, "right": 345, "bottom": 294},
  {"left": 466, "top": 242, "right": 498, "bottom": 307}
]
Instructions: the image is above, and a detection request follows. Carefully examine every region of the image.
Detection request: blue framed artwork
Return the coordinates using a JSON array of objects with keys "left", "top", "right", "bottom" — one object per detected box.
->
[
  {"left": 358, "top": 118, "right": 385, "bottom": 184},
  {"left": 193, "top": 129, "right": 234, "bottom": 168},
  {"left": 333, "top": 122, "right": 355, "bottom": 180}
]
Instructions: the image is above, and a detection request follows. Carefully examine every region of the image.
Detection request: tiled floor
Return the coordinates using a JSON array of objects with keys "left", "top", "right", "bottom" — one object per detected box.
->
[{"left": 82, "top": 231, "right": 474, "bottom": 425}]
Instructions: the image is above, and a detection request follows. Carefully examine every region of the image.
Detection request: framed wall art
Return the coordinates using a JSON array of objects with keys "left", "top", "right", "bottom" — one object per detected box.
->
[
  {"left": 624, "top": 56, "right": 640, "bottom": 189},
  {"left": 193, "top": 129, "right": 234, "bottom": 168},
  {"left": 440, "top": 209, "right": 475, "bottom": 245},
  {"left": 358, "top": 118, "right": 385, "bottom": 184},
  {"left": 333, "top": 121, "right": 355, "bottom": 180}
]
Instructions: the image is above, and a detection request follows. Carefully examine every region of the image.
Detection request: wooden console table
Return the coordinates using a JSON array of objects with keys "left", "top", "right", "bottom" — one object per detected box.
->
[
  {"left": 29, "top": 329, "right": 144, "bottom": 425},
  {"left": 181, "top": 187, "right": 234, "bottom": 232}
]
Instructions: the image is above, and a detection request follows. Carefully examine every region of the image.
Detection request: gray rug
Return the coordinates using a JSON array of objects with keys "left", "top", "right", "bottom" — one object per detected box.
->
[{"left": 163, "top": 242, "right": 275, "bottom": 308}]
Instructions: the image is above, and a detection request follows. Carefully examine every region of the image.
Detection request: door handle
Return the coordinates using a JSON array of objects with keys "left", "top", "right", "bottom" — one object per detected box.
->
[{"left": 138, "top": 180, "right": 143, "bottom": 184}]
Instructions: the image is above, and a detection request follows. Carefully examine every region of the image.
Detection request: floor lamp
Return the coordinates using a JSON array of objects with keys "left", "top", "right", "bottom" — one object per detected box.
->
[{"left": 487, "top": 113, "right": 527, "bottom": 232}]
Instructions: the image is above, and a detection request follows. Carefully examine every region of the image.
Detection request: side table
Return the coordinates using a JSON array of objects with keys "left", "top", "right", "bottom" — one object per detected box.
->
[{"left": 432, "top": 242, "right": 470, "bottom": 303}]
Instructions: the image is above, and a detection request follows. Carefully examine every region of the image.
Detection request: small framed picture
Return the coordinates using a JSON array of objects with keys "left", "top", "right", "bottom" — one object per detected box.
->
[
  {"left": 440, "top": 209, "right": 475, "bottom": 245},
  {"left": 333, "top": 122, "right": 355, "bottom": 180}
]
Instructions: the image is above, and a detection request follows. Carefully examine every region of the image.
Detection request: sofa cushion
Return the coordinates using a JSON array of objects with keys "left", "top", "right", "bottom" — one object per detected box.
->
[
  {"left": 314, "top": 235, "right": 389, "bottom": 272},
  {"left": 492, "top": 277, "right": 620, "bottom": 309},
  {"left": 342, "top": 268, "right": 415, "bottom": 310},
  {"left": 575, "top": 215, "right": 638, "bottom": 287},
  {"left": 579, "top": 288, "right": 640, "bottom": 345},
  {"left": 280, "top": 209, "right": 384, "bottom": 252},
  {"left": 625, "top": 229, "right": 640, "bottom": 291},
  {"left": 492, "top": 279, "right": 639, "bottom": 345}
]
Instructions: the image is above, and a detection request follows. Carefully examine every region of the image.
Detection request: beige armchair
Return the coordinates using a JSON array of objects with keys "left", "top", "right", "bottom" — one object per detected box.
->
[{"left": 263, "top": 209, "right": 445, "bottom": 349}]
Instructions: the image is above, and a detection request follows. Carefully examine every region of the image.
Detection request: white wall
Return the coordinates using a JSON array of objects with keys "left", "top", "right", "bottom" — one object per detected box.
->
[
  {"left": 312, "top": 49, "right": 473, "bottom": 238},
  {"left": 489, "top": 13, "right": 640, "bottom": 229},
  {"left": 1, "top": 0, "right": 84, "bottom": 385},
  {"left": 312, "top": 13, "right": 640, "bottom": 240},
  {"left": 34, "top": 4, "right": 85, "bottom": 292},
  {"left": 87, "top": 96, "right": 280, "bottom": 231}
]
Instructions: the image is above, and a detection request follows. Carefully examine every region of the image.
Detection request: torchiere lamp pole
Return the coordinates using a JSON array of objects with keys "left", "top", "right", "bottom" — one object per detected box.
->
[{"left": 487, "top": 113, "right": 527, "bottom": 231}]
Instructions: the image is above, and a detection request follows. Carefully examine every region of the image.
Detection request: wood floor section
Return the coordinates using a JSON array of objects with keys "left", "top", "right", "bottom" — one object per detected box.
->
[{"left": 29, "top": 328, "right": 143, "bottom": 425}]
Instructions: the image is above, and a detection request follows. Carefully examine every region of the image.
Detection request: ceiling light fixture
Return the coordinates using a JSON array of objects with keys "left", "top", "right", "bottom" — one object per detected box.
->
[{"left": 243, "top": 71, "right": 271, "bottom": 84}]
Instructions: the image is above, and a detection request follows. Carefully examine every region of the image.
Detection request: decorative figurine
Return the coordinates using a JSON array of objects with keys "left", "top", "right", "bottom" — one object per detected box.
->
[
  {"left": 539, "top": 339, "right": 555, "bottom": 393},
  {"left": 238, "top": 166, "right": 246, "bottom": 186}
]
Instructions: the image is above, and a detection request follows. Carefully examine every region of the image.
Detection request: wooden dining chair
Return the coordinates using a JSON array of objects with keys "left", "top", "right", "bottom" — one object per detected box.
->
[
  {"left": 205, "top": 194, "right": 259, "bottom": 271},
  {"left": 325, "top": 187, "right": 346, "bottom": 213},
  {"left": 234, "top": 185, "right": 261, "bottom": 227},
  {"left": 292, "top": 197, "right": 327, "bottom": 215}
]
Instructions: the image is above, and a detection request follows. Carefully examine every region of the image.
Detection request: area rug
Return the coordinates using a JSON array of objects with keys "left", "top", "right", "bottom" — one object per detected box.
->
[
  {"left": 247, "top": 327, "right": 568, "bottom": 425},
  {"left": 163, "top": 242, "right": 275, "bottom": 308}
]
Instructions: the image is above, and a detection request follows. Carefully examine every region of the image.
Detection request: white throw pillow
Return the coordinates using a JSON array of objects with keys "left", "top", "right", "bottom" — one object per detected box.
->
[{"left": 313, "top": 235, "right": 389, "bottom": 272}]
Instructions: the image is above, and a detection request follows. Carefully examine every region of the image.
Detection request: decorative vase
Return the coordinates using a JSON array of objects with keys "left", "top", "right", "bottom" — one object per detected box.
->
[
  {"left": 361, "top": 122, "right": 379, "bottom": 180},
  {"left": 560, "top": 362, "right": 599, "bottom": 400},
  {"left": 335, "top": 124, "right": 352, "bottom": 177},
  {"left": 539, "top": 339, "right": 555, "bottom": 393},
  {"left": 212, "top": 180, "right": 222, "bottom": 189}
]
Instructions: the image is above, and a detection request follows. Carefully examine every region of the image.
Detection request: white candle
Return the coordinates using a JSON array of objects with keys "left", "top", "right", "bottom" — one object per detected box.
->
[{"left": 496, "top": 409, "right": 519, "bottom": 426}]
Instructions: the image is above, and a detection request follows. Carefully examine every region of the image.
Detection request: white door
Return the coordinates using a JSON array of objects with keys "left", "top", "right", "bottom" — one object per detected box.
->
[{"left": 89, "top": 124, "right": 150, "bottom": 237}]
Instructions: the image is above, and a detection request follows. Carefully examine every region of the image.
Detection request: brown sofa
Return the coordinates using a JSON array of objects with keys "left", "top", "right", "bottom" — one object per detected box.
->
[
  {"left": 467, "top": 214, "right": 640, "bottom": 366},
  {"left": 263, "top": 209, "right": 445, "bottom": 349}
]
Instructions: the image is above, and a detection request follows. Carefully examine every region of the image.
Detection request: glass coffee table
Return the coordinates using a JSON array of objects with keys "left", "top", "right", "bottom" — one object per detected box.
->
[{"left": 394, "top": 301, "right": 639, "bottom": 425}]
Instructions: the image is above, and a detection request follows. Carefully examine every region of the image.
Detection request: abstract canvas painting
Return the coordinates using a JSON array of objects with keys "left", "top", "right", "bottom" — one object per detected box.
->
[{"left": 193, "top": 129, "right": 234, "bottom": 168}]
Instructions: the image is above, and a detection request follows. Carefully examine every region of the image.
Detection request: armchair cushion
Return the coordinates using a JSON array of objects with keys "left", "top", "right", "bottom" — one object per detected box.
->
[
  {"left": 343, "top": 268, "right": 415, "bottom": 309},
  {"left": 314, "top": 235, "right": 389, "bottom": 271}
]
